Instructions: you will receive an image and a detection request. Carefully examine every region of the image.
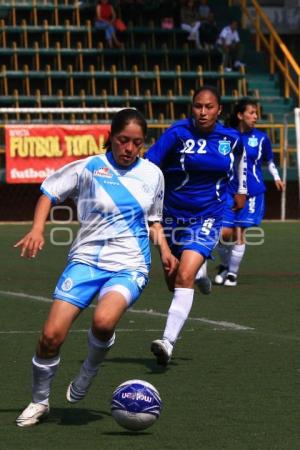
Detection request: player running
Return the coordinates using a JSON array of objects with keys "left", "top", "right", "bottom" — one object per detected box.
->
[
  {"left": 145, "top": 85, "right": 247, "bottom": 365},
  {"left": 214, "top": 97, "right": 285, "bottom": 286},
  {"left": 15, "top": 108, "right": 177, "bottom": 427}
]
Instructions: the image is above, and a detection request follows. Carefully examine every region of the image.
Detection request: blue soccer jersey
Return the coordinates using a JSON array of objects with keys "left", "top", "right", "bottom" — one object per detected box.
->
[
  {"left": 145, "top": 118, "right": 247, "bottom": 220},
  {"left": 229, "top": 128, "right": 274, "bottom": 197}
]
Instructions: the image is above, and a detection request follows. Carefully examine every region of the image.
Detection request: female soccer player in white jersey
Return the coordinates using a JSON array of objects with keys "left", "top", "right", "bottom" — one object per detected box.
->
[
  {"left": 15, "top": 108, "right": 177, "bottom": 427},
  {"left": 214, "top": 97, "right": 285, "bottom": 287},
  {"left": 145, "top": 85, "right": 247, "bottom": 365}
]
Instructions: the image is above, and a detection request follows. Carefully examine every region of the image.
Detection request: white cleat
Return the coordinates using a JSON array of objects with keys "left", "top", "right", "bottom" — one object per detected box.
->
[
  {"left": 224, "top": 273, "right": 238, "bottom": 287},
  {"left": 196, "top": 277, "right": 212, "bottom": 295},
  {"left": 214, "top": 265, "right": 228, "bottom": 285},
  {"left": 16, "top": 402, "right": 49, "bottom": 427},
  {"left": 151, "top": 339, "right": 173, "bottom": 366}
]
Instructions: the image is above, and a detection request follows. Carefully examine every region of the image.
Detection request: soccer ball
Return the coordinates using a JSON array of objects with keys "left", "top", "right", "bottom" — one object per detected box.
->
[{"left": 111, "top": 379, "right": 162, "bottom": 431}]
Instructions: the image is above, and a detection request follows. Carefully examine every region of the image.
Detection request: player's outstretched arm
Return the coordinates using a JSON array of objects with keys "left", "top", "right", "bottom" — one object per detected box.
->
[
  {"left": 267, "top": 160, "right": 285, "bottom": 191},
  {"left": 14, "top": 194, "right": 52, "bottom": 258},
  {"left": 149, "top": 221, "right": 179, "bottom": 276}
]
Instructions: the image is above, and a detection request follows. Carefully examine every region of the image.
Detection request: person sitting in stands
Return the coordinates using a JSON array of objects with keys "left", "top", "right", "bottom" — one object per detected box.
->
[
  {"left": 180, "top": 0, "right": 202, "bottom": 49},
  {"left": 216, "top": 19, "right": 245, "bottom": 71},
  {"left": 199, "top": 11, "right": 219, "bottom": 49},
  {"left": 198, "top": 0, "right": 211, "bottom": 21},
  {"left": 94, "top": 0, "right": 123, "bottom": 48}
]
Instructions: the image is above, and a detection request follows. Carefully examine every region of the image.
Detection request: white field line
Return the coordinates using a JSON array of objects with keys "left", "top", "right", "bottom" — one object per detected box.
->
[
  {"left": 0, "top": 290, "right": 254, "bottom": 331},
  {"left": 0, "top": 329, "right": 180, "bottom": 334}
]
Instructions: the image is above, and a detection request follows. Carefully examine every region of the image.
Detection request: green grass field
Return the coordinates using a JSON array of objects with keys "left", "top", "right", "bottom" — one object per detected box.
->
[{"left": 0, "top": 222, "right": 299, "bottom": 450}]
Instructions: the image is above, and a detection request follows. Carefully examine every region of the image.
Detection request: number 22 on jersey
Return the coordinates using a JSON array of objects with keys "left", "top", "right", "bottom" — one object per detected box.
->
[{"left": 180, "top": 139, "right": 207, "bottom": 154}]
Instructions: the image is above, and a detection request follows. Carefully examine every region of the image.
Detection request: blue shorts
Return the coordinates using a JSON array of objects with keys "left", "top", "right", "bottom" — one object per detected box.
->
[
  {"left": 163, "top": 216, "right": 222, "bottom": 259},
  {"left": 53, "top": 261, "right": 148, "bottom": 309},
  {"left": 222, "top": 192, "right": 265, "bottom": 228}
]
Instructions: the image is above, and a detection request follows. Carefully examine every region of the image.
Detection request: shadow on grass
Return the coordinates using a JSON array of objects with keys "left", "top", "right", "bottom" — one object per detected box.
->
[
  {"left": 102, "top": 356, "right": 191, "bottom": 374},
  {"left": 102, "top": 430, "right": 153, "bottom": 436},
  {"left": 48, "top": 407, "right": 110, "bottom": 426},
  {"left": 1, "top": 407, "right": 110, "bottom": 427},
  {"left": 74, "top": 356, "right": 191, "bottom": 374}
]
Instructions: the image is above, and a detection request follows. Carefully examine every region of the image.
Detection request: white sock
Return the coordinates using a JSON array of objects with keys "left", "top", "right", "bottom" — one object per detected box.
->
[
  {"left": 217, "top": 242, "right": 233, "bottom": 267},
  {"left": 32, "top": 355, "right": 60, "bottom": 405},
  {"left": 73, "top": 329, "right": 115, "bottom": 391},
  {"left": 163, "top": 288, "right": 194, "bottom": 345},
  {"left": 228, "top": 244, "right": 246, "bottom": 275},
  {"left": 195, "top": 261, "right": 207, "bottom": 280},
  {"left": 82, "top": 329, "right": 115, "bottom": 375}
]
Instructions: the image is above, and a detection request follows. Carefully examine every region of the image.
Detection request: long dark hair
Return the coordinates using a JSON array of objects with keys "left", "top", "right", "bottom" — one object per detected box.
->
[
  {"left": 105, "top": 108, "right": 147, "bottom": 151},
  {"left": 228, "top": 97, "right": 258, "bottom": 128}
]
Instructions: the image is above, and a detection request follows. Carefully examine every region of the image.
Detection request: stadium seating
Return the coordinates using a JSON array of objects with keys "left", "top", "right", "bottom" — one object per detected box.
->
[
  {"left": 0, "top": 0, "right": 298, "bottom": 221},
  {"left": 0, "top": 0, "right": 295, "bottom": 149},
  {"left": 0, "top": 63, "right": 246, "bottom": 96},
  {"left": 0, "top": 40, "right": 224, "bottom": 71},
  {"left": 0, "top": 0, "right": 251, "bottom": 125}
]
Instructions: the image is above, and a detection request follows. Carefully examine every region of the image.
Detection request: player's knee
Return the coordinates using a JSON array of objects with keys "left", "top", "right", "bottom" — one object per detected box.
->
[
  {"left": 38, "top": 329, "right": 64, "bottom": 355},
  {"left": 221, "top": 228, "right": 233, "bottom": 242},
  {"left": 175, "top": 268, "right": 195, "bottom": 287},
  {"left": 92, "top": 314, "right": 114, "bottom": 338}
]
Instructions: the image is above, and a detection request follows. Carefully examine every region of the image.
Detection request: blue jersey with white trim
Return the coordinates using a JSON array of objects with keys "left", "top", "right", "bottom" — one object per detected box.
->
[
  {"left": 41, "top": 152, "right": 164, "bottom": 274},
  {"left": 229, "top": 128, "right": 274, "bottom": 196},
  {"left": 145, "top": 118, "right": 244, "bottom": 219}
]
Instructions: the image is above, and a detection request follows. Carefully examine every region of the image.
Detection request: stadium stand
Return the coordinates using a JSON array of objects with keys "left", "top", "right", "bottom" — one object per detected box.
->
[
  {"left": 0, "top": 0, "right": 299, "bottom": 220},
  {"left": 0, "top": 1, "right": 249, "bottom": 124},
  {"left": 0, "top": 1, "right": 297, "bottom": 121}
]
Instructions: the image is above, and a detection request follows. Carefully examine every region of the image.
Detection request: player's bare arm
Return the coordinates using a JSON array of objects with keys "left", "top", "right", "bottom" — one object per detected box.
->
[
  {"left": 14, "top": 194, "right": 52, "bottom": 258},
  {"left": 149, "top": 221, "right": 179, "bottom": 275},
  {"left": 275, "top": 180, "right": 285, "bottom": 191},
  {"left": 232, "top": 193, "right": 247, "bottom": 211}
]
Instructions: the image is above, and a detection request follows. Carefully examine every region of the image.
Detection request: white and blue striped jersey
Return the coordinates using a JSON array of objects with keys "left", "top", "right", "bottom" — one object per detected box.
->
[
  {"left": 145, "top": 118, "right": 246, "bottom": 219},
  {"left": 229, "top": 128, "right": 275, "bottom": 196},
  {"left": 41, "top": 152, "right": 164, "bottom": 274}
]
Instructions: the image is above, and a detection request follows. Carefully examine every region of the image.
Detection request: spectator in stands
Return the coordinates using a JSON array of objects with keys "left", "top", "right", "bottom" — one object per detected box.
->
[
  {"left": 199, "top": 11, "right": 219, "bottom": 49},
  {"left": 214, "top": 98, "right": 285, "bottom": 287},
  {"left": 15, "top": 108, "right": 177, "bottom": 427},
  {"left": 198, "top": 0, "right": 211, "bottom": 21},
  {"left": 145, "top": 85, "right": 247, "bottom": 366},
  {"left": 180, "top": 0, "right": 202, "bottom": 49},
  {"left": 216, "top": 19, "right": 245, "bottom": 71},
  {"left": 94, "top": 0, "right": 124, "bottom": 48}
]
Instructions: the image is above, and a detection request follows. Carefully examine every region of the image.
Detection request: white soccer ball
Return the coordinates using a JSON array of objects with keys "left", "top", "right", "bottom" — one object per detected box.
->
[{"left": 111, "top": 379, "right": 162, "bottom": 431}]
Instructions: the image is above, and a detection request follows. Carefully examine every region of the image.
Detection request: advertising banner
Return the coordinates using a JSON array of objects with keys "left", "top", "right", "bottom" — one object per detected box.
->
[{"left": 5, "top": 124, "right": 110, "bottom": 183}]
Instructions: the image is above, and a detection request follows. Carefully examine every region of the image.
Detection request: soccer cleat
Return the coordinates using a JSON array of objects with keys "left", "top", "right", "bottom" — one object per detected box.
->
[
  {"left": 16, "top": 402, "right": 49, "bottom": 427},
  {"left": 66, "top": 380, "right": 91, "bottom": 403},
  {"left": 151, "top": 339, "right": 173, "bottom": 366},
  {"left": 66, "top": 381, "right": 84, "bottom": 403},
  {"left": 214, "top": 265, "right": 228, "bottom": 285},
  {"left": 196, "top": 277, "right": 212, "bottom": 295},
  {"left": 66, "top": 367, "right": 95, "bottom": 403},
  {"left": 224, "top": 273, "right": 238, "bottom": 287}
]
